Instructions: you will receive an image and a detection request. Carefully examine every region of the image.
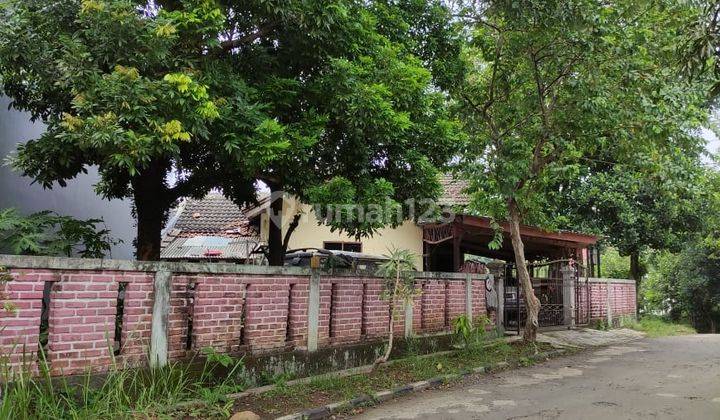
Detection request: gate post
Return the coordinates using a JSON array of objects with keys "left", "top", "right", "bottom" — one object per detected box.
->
[
  {"left": 495, "top": 274, "right": 504, "bottom": 332},
  {"left": 561, "top": 265, "right": 576, "bottom": 328}
]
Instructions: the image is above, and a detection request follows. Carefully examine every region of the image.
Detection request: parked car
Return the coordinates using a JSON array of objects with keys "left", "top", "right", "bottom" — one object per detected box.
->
[{"left": 283, "top": 248, "right": 389, "bottom": 271}]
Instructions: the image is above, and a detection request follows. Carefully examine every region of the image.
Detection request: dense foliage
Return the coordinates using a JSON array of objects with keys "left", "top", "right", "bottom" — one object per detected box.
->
[
  {"left": 0, "top": 0, "right": 464, "bottom": 261},
  {"left": 454, "top": 0, "right": 713, "bottom": 338},
  {"left": 0, "top": 208, "right": 116, "bottom": 258},
  {"left": 640, "top": 165, "right": 720, "bottom": 333},
  {"left": 597, "top": 247, "right": 631, "bottom": 280},
  {"left": 643, "top": 246, "right": 720, "bottom": 333}
]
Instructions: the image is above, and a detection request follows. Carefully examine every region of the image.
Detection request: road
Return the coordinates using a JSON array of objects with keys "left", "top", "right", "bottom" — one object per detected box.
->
[{"left": 354, "top": 334, "right": 720, "bottom": 419}]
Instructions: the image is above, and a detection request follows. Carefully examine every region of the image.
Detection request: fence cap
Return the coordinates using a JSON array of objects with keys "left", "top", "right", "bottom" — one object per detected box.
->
[
  {"left": 0, "top": 254, "right": 487, "bottom": 280},
  {"left": 587, "top": 277, "right": 636, "bottom": 284}
]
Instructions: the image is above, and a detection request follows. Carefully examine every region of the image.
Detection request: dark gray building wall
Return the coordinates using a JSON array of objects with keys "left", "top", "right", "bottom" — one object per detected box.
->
[{"left": 0, "top": 96, "right": 135, "bottom": 259}]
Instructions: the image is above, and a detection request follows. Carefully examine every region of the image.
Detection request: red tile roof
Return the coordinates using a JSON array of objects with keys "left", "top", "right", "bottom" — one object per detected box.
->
[{"left": 173, "top": 193, "right": 256, "bottom": 236}]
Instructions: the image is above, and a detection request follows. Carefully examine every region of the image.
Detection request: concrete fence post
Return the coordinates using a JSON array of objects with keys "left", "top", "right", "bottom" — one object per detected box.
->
[
  {"left": 606, "top": 278, "right": 613, "bottom": 327},
  {"left": 307, "top": 268, "right": 321, "bottom": 352},
  {"left": 465, "top": 274, "right": 473, "bottom": 326},
  {"left": 150, "top": 270, "right": 171, "bottom": 368},
  {"left": 404, "top": 298, "right": 414, "bottom": 338}
]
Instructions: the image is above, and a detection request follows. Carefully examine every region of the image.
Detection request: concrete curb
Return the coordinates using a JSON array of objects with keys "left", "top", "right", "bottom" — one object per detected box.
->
[{"left": 275, "top": 349, "right": 568, "bottom": 420}]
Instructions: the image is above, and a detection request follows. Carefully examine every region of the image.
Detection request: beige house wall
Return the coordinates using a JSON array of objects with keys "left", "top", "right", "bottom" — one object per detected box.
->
[{"left": 258, "top": 195, "right": 424, "bottom": 269}]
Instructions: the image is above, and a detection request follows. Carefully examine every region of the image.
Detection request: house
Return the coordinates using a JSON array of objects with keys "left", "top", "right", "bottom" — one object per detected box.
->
[
  {"left": 160, "top": 193, "right": 260, "bottom": 263},
  {"left": 161, "top": 177, "right": 607, "bottom": 332},
  {"left": 162, "top": 175, "right": 599, "bottom": 272}
]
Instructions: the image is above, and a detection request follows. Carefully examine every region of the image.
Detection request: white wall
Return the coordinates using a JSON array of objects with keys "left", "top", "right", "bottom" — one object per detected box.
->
[{"left": 259, "top": 196, "right": 424, "bottom": 269}]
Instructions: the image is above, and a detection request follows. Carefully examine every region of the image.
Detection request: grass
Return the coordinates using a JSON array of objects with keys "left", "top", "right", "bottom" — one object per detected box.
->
[
  {"left": 196, "top": 339, "right": 553, "bottom": 419},
  {"left": 626, "top": 316, "right": 696, "bottom": 338},
  {"left": 1, "top": 336, "right": 553, "bottom": 419},
  {"left": 0, "top": 346, "right": 250, "bottom": 419}
]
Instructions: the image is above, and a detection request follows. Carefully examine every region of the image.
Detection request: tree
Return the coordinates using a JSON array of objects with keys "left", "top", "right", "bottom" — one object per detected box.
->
[
  {"left": 558, "top": 146, "right": 709, "bottom": 285},
  {"left": 246, "top": 0, "right": 466, "bottom": 265},
  {"left": 644, "top": 239, "right": 720, "bottom": 333},
  {"left": 0, "top": 0, "right": 261, "bottom": 260},
  {"left": 551, "top": 0, "right": 712, "bottom": 289},
  {"left": 454, "top": 0, "right": 709, "bottom": 341},
  {"left": 373, "top": 248, "right": 417, "bottom": 368},
  {"left": 683, "top": 0, "right": 720, "bottom": 97},
  {"left": 0, "top": 0, "right": 464, "bottom": 262}
]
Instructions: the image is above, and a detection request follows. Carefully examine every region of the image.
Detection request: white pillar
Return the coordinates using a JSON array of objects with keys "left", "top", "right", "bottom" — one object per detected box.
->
[{"left": 561, "top": 266, "right": 576, "bottom": 328}]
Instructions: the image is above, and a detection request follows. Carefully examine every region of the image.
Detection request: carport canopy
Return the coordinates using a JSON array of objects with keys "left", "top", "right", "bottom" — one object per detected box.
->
[{"left": 422, "top": 215, "right": 597, "bottom": 272}]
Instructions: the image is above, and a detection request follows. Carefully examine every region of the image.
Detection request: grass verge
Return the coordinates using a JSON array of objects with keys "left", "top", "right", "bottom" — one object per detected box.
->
[
  {"left": 178, "top": 340, "right": 553, "bottom": 419},
  {"left": 0, "top": 346, "right": 250, "bottom": 419},
  {"left": 626, "top": 316, "right": 696, "bottom": 338}
]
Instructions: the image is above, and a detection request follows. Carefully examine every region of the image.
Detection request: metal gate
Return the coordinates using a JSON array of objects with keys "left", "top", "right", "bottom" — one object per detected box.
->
[
  {"left": 503, "top": 260, "right": 589, "bottom": 333},
  {"left": 575, "top": 263, "right": 590, "bottom": 325}
]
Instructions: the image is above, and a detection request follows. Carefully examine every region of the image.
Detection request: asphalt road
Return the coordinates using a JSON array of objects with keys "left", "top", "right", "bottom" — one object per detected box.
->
[{"left": 354, "top": 334, "right": 720, "bottom": 420}]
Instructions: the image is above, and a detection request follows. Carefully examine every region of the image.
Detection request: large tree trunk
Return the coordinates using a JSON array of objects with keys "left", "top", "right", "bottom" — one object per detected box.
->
[
  {"left": 508, "top": 199, "right": 540, "bottom": 342},
  {"left": 629, "top": 251, "right": 642, "bottom": 280},
  {"left": 267, "top": 184, "right": 284, "bottom": 266},
  {"left": 132, "top": 162, "right": 168, "bottom": 261}
]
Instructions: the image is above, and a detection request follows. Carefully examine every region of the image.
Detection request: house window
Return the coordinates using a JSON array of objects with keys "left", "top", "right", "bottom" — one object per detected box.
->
[{"left": 323, "top": 241, "right": 362, "bottom": 253}]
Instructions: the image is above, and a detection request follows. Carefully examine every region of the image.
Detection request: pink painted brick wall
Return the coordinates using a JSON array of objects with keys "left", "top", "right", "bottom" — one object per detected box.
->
[
  {"left": 46, "top": 272, "right": 119, "bottom": 375},
  {"left": 420, "top": 280, "right": 448, "bottom": 332},
  {"left": 117, "top": 273, "right": 153, "bottom": 366},
  {"left": 588, "top": 280, "right": 636, "bottom": 321},
  {"left": 190, "top": 276, "right": 244, "bottom": 353},
  {"left": 0, "top": 269, "right": 45, "bottom": 372},
  {"left": 0, "top": 261, "right": 497, "bottom": 377}
]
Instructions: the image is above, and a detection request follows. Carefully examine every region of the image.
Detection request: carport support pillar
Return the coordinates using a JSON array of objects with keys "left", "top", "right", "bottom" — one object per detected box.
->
[{"left": 562, "top": 266, "right": 576, "bottom": 328}]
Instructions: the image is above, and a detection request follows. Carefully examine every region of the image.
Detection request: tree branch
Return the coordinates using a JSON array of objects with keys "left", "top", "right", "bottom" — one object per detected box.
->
[{"left": 220, "top": 22, "right": 277, "bottom": 51}]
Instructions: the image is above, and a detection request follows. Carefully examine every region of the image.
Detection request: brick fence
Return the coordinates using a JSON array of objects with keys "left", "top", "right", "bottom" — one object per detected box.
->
[
  {"left": 0, "top": 255, "right": 488, "bottom": 376},
  {"left": 587, "top": 278, "right": 637, "bottom": 323}
]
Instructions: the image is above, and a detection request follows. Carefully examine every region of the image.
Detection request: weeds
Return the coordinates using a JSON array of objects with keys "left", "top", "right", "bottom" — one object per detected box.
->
[
  {"left": 590, "top": 318, "right": 610, "bottom": 331},
  {"left": 0, "top": 345, "right": 250, "bottom": 419},
  {"left": 452, "top": 314, "right": 491, "bottom": 349}
]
